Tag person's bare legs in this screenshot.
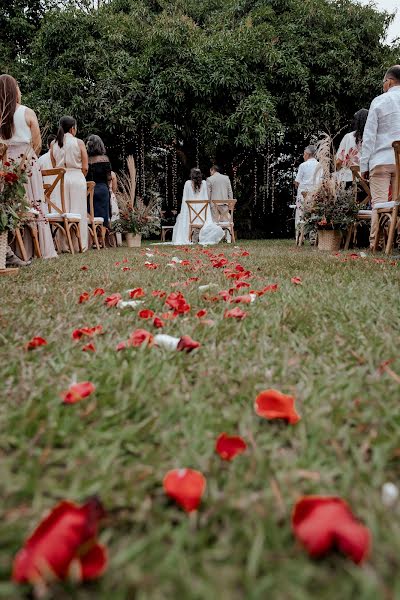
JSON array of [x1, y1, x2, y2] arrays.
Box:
[[369, 164, 396, 249]]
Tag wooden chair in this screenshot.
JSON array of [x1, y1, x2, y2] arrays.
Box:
[[12, 209, 42, 261], [41, 168, 83, 254], [161, 225, 174, 242], [210, 199, 237, 242], [186, 200, 210, 242], [87, 181, 106, 249], [343, 166, 372, 250], [373, 141, 400, 254]]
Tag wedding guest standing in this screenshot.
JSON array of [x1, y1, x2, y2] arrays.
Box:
[[336, 109, 369, 185], [38, 134, 61, 208], [207, 165, 233, 240], [86, 134, 111, 227], [361, 65, 400, 249], [294, 145, 321, 233], [0, 74, 57, 259], [51, 116, 88, 250]]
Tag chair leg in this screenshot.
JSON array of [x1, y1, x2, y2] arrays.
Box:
[[385, 208, 399, 255], [28, 223, 42, 258], [100, 226, 107, 248], [344, 225, 352, 250], [15, 228, 29, 262], [231, 226, 236, 243], [64, 221, 75, 255], [91, 225, 100, 250]]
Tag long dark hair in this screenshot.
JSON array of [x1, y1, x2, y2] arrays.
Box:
[[86, 134, 106, 156], [190, 168, 202, 193], [56, 116, 76, 148], [0, 74, 19, 140], [351, 109, 369, 145]]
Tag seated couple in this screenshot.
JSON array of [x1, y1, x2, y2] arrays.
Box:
[[172, 165, 233, 245]]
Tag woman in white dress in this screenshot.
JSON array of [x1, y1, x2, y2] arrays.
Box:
[[51, 116, 89, 251], [0, 74, 57, 259], [172, 168, 223, 245]]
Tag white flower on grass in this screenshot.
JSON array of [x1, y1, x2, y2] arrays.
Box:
[[154, 334, 180, 350], [382, 482, 399, 507], [117, 300, 144, 309]]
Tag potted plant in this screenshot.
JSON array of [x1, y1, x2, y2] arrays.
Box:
[[0, 148, 30, 269], [303, 134, 358, 251], [112, 156, 161, 247]]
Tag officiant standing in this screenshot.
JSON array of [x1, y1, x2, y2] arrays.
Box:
[[206, 165, 233, 241]]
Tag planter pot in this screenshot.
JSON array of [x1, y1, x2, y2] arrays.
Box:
[[126, 233, 142, 248], [317, 229, 342, 252], [0, 231, 7, 269]]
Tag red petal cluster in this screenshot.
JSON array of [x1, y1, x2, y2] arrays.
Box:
[[78, 292, 90, 304], [215, 433, 247, 461], [138, 309, 155, 320], [165, 292, 190, 314], [25, 337, 47, 350], [163, 469, 206, 512], [292, 496, 371, 563], [129, 288, 145, 299], [12, 498, 107, 584], [72, 326, 103, 340], [177, 335, 201, 353], [254, 389, 300, 424], [61, 382, 95, 404], [104, 293, 121, 307], [224, 307, 247, 320]]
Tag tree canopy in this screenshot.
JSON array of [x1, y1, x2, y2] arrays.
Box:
[[2, 0, 399, 235]]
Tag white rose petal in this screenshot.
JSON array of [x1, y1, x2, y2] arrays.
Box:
[[249, 293, 257, 303], [117, 300, 144, 309], [171, 257, 183, 264], [154, 334, 180, 350], [145, 253, 154, 258], [360, 252, 367, 258], [198, 283, 218, 292], [382, 482, 399, 507]]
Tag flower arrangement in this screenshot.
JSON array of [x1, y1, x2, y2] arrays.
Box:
[[112, 155, 161, 237], [302, 134, 358, 234], [0, 150, 30, 233]]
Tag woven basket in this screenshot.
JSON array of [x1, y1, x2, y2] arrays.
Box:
[[0, 231, 7, 270], [317, 229, 342, 252]]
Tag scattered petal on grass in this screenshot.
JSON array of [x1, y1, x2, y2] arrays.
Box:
[[80, 266, 89, 271], [231, 294, 254, 304], [196, 309, 207, 318], [163, 469, 206, 512], [138, 309, 155, 320], [263, 283, 279, 292], [224, 307, 247, 320], [198, 284, 218, 292], [292, 496, 371, 564], [215, 433, 247, 461], [145, 263, 159, 270], [117, 300, 144, 310], [93, 288, 105, 296], [154, 334, 180, 350], [104, 293, 122, 307], [82, 343, 96, 352], [25, 337, 47, 350], [255, 389, 301, 424], [382, 483, 399, 507], [129, 288, 145, 299], [291, 277, 302, 285], [61, 382, 96, 404], [153, 317, 165, 329], [130, 329, 154, 347], [165, 292, 190, 314], [78, 292, 90, 304], [12, 498, 107, 584], [72, 326, 103, 340], [177, 335, 201, 353]]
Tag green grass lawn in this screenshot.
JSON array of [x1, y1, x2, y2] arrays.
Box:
[[1, 240, 399, 600]]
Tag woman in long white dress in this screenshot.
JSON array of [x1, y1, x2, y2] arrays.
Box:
[[0, 74, 57, 259], [51, 116, 89, 251], [172, 168, 223, 245]]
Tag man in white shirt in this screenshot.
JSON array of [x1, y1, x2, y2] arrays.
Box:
[[294, 145, 320, 233], [361, 65, 400, 249], [207, 165, 234, 241]]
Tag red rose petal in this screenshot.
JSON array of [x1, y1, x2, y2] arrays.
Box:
[[129, 288, 145, 299], [163, 469, 206, 512], [129, 329, 154, 347], [25, 337, 47, 350], [196, 309, 207, 318], [215, 433, 247, 461], [255, 389, 301, 424], [79, 292, 90, 304], [61, 382, 95, 404], [93, 288, 105, 296], [224, 307, 247, 320], [177, 335, 201, 353], [138, 309, 155, 320], [291, 277, 302, 285]]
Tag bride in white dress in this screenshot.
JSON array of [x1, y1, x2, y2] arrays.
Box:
[[172, 168, 224, 245]]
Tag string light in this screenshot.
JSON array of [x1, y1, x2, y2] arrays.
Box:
[[262, 149, 267, 215], [140, 130, 146, 197], [253, 156, 258, 207], [172, 140, 177, 210], [195, 133, 199, 168], [164, 149, 169, 207], [271, 139, 276, 213]]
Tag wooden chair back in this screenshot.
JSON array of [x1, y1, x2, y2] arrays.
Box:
[[41, 168, 66, 214], [187, 200, 209, 226], [393, 141, 400, 202], [351, 166, 371, 207], [210, 199, 237, 224]]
